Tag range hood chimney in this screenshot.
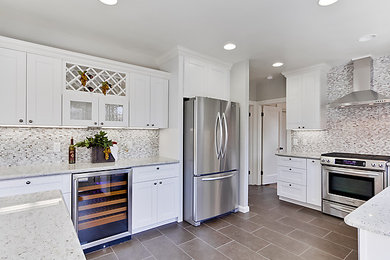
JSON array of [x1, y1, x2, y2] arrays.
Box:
[[329, 56, 390, 108]]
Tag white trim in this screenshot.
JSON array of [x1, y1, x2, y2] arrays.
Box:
[[156, 45, 233, 70], [279, 197, 321, 211], [257, 97, 286, 105], [0, 35, 170, 79], [238, 205, 250, 213], [282, 63, 331, 77]]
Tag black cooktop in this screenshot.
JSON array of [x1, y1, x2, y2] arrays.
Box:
[[321, 152, 390, 161]]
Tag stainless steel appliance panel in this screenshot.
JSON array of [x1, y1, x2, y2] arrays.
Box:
[[220, 101, 240, 173], [322, 165, 384, 207], [194, 171, 238, 221], [322, 200, 356, 219], [194, 97, 222, 176]]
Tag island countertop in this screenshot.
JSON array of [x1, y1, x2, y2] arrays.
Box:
[[345, 187, 390, 237], [0, 156, 179, 181], [0, 190, 85, 259]]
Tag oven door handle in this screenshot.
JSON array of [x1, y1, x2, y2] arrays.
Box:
[[323, 166, 383, 177]]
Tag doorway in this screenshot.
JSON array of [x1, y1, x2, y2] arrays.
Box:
[[248, 100, 286, 185]]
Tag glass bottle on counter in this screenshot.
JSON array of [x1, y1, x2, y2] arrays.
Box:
[[69, 137, 76, 164]]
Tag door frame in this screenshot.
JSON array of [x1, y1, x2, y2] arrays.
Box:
[[248, 101, 262, 185]]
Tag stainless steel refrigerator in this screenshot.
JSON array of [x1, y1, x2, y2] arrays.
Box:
[[184, 97, 239, 226]]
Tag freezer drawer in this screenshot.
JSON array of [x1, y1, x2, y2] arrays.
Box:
[[194, 171, 238, 222]]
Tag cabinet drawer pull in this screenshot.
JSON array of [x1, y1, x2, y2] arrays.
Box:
[[28, 120, 33, 123], [19, 119, 24, 123], [159, 181, 162, 184], [94, 122, 97, 125], [26, 181, 31, 185], [100, 122, 104, 125]]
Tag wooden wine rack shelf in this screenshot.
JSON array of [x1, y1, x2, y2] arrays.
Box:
[[79, 213, 127, 230], [79, 189, 127, 201], [79, 206, 127, 221], [79, 198, 127, 211], [78, 181, 127, 192]]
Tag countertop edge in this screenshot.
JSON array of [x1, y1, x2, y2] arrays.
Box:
[[275, 153, 321, 160]]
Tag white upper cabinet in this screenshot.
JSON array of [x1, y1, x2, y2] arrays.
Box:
[[63, 91, 99, 126], [0, 48, 26, 125], [99, 95, 129, 127], [129, 73, 151, 127], [129, 73, 169, 128], [283, 64, 329, 130], [27, 54, 62, 126], [183, 56, 231, 101], [150, 77, 169, 128]]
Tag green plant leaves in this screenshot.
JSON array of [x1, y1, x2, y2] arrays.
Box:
[[75, 131, 113, 149]]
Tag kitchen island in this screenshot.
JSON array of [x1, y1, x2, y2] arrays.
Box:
[[345, 186, 390, 260], [0, 190, 85, 260]]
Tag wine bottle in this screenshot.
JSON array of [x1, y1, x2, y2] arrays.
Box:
[[69, 137, 76, 164]]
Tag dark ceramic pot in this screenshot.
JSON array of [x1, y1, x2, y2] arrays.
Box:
[[91, 147, 115, 163]]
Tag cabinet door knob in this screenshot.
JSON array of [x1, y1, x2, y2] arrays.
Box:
[[154, 182, 157, 185], [19, 119, 24, 123], [298, 126, 301, 129], [312, 160, 315, 163], [147, 124, 150, 126], [289, 184, 292, 187], [28, 120, 33, 123], [152, 124, 155, 126], [100, 122, 104, 125], [289, 168, 292, 171], [289, 158, 292, 161], [26, 181, 31, 185], [94, 122, 97, 125], [156, 167, 160, 170], [159, 181, 162, 184], [302, 126, 305, 129]]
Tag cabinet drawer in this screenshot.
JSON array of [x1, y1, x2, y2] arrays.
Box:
[[0, 174, 71, 197], [277, 181, 306, 202], [278, 156, 306, 169], [133, 163, 179, 183], [278, 166, 307, 185]]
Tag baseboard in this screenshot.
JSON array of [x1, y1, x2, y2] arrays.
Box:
[[238, 205, 250, 213], [279, 196, 321, 211], [132, 217, 178, 234]]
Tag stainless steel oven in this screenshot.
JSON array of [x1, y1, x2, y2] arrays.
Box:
[[321, 153, 389, 218]]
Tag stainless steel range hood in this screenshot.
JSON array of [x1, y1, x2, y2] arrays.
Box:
[[329, 56, 390, 108]]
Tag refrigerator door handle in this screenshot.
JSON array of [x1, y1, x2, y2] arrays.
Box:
[[215, 112, 222, 159], [201, 174, 235, 181], [221, 113, 228, 158]]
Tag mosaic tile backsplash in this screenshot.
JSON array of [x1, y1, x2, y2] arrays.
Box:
[[0, 128, 159, 166], [292, 55, 390, 155]]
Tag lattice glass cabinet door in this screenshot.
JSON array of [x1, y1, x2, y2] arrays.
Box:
[[98, 96, 129, 127]]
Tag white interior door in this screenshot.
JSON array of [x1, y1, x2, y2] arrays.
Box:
[[279, 110, 287, 152], [248, 105, 257, 185], [262, 105, 281, 184]]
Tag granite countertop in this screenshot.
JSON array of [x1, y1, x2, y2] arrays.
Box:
[[275, 152, 321, 160], [0, 157, 179, 181], [345, 187, 390, 237], [0, 190, 85, 259]]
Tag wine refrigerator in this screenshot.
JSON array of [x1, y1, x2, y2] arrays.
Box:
[[72, 169, 132, 250]]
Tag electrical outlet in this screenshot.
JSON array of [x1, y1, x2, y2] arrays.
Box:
[[293, 138, 299, 146], [53, 142, 61, 152]]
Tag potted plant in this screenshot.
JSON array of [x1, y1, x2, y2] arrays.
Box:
[[75, 131, 115, 163]]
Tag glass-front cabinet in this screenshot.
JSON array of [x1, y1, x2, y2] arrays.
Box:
[[63, 62, 129, 127], [72, 169, 131, 249]]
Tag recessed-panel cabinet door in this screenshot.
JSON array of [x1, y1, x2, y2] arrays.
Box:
[[0, 48, 26, 125], [157, 177, 178, 222], [99, 95, 129, 127], [301, 71, 321, 129], [306, 159, 322, 207], [132, 181, 158, 231], [184, 57, 207, 98], [130, 73, 151, 127], [286, 75, 302, 129], [63, 91, 99, 126], [150, 77, 168, 128], [27, 53, 62, 126], [208, 65, 230, 101]]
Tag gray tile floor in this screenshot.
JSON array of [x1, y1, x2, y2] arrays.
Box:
[[86, 185, 358, 260]]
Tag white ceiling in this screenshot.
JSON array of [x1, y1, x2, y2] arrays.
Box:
[[1, 0, 390, 84]]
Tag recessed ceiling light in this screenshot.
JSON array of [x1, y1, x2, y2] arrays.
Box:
[[359, 34, 377, 42], [266, 75, 273, 80], [223, 42, 236, 51], [272, 62, 284, 68], [318, 0, 339, 6], [99, 0, 118, 5]]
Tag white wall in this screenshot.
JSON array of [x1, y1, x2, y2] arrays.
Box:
[[230, 60, 250, 213], [252, 74, 286, 101]]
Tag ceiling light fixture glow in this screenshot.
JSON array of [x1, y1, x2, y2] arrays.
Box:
[[223, 42, 236, 51], [266, 75, 273, 80], [272, 62, 284, 68], [99, 0, 118, 5], [359, 34, 377, 42], [318, 0, 339, 6]]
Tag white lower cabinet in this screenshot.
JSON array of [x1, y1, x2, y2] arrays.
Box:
[[0, 174, 72, 213], [132, 163, 179, 233], [277, 157, 321, 209]]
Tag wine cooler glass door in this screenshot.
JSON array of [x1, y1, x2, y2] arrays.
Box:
[[73, 169, 131, 248]]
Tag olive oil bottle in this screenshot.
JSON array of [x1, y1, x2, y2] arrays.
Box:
[[69, 137, 76, 164]]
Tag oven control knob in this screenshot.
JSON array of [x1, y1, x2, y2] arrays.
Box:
[[371, 163, 376, 167], [379, 164, 383, 168]]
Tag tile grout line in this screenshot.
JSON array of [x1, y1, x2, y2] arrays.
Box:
[[343, 248, 354, 260]]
